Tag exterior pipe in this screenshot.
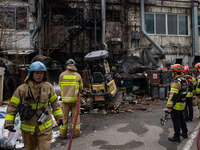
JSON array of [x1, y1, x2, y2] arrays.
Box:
[[31, 27, 39, 39], [191, 2, 199, 56], [145, 49, 159, 68], [101, 0, 107, 51], [140, 0, 165, 54], [38, 0, 44, 55]]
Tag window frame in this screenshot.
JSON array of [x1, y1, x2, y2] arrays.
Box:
[[198, 16, 200, 36], [106, 10, 121, 22], [155, 13, 166, 35], [178, 14, 189, 36], [167, 14, 178, 35], [145, 12, 155, 34], [145, 12, 190, 36], [0, 6, 28, 31]]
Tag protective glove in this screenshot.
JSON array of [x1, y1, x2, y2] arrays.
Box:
[[58, 120, 63, 126], [5, 126, 16, 132]]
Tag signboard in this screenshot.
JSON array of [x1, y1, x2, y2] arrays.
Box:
[[153, 73, 157, 79]]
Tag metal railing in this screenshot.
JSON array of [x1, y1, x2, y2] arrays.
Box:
[[42, 2, 91, 51]]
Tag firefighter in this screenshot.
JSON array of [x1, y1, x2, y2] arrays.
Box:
[[4, 61, 63, 150], [59, 59, 83, 138], [194, 62, 200, 119], [182, 66, 196, 122], [167, 64, 188, 143], [92, 59, 104, 75]]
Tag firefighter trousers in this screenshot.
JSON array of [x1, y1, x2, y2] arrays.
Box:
[[184, 97, 193, 121], [171, 109, 188, 138], [21, 126, 52, 150], [197, 95, 200, 114], [59, 102, 80, 138]]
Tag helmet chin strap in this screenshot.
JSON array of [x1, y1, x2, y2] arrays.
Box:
[[32, 78, 42, 83]]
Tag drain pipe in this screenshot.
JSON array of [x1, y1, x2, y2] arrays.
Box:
[[38, 0, 44, 55], [191, 1, 199, 56], [101, 0, 107, 51], [140, 0, 165, 54]]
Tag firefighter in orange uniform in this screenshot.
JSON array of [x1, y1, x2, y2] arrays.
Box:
[[59, 59, 83, 138], [167, 64, 188, 143], [182, 66, 196, 122], [4, 61, 63, 150]]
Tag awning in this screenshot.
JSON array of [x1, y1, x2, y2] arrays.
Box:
[[2, 50, 35, 55]]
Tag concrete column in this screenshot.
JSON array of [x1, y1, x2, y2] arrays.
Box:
[[192, 2, 199, 56]]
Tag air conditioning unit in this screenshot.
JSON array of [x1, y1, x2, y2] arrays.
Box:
[[131, 31, 140, 40]]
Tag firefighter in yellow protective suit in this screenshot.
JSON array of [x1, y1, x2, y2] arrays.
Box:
[[167, 64, 188, 143], [4, 61, 63, 150], [194, 62, 200, 119], [182, 66, 196, 122], [59, 59, 83, 138]]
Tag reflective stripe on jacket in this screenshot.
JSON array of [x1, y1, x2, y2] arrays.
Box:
[[167, 75, 186, 111], [4, 79, 63, 134], [196, 74, 200, 94], [185, 74, 196, 97], [59, 65, 83, 103]]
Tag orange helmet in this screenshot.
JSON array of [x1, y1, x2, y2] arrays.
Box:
[[182, 66, 190, 73], [171, 64, 182, 72], [194, 63, 200, 71]]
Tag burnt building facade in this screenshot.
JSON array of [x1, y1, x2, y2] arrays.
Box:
[[0, 0, 200, 71]]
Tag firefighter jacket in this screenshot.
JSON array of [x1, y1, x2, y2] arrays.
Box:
[[184, 74, 196, 97], [195, 73, 200, 95], [59, 65, 83, 103], [167, 75, 187, 111], [4, 79, 63, 135]]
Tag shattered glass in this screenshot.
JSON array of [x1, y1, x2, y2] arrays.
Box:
[[0, 7, 15, 29], [0, 6, 27, 30]]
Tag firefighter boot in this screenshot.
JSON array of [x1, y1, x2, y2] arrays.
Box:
[[180, 132, 188, 138], [168, 137, 181, 143], [73, 130, 80, 138]]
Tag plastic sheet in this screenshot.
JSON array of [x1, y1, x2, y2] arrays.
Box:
[[0, 105, 60, 149], [0, 114, 23, 149]]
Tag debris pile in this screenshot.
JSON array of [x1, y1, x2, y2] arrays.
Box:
[[79, 88, 166, 114], [114, 73, 146, 79]]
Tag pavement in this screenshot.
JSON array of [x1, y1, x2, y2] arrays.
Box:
[[18, 100, 200, 150]]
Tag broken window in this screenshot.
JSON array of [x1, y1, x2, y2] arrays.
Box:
[[51, 8, 83, 26], [16, 7, 27, 30], [113, 10, 120, 21], [106, 10, 121, 22], [92, 9, 101, 19], [106, 10, 113, 21], [0, 7, 15, 29], [0, 6, 27, 30], [145, 13, 189, 36]]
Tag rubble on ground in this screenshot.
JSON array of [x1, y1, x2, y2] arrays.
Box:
[[0, 87, 167, 149], [80, 88, 167, 114]]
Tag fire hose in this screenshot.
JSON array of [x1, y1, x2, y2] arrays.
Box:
[[67, 92, 80, 150], [197, 128, 200, 150]]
